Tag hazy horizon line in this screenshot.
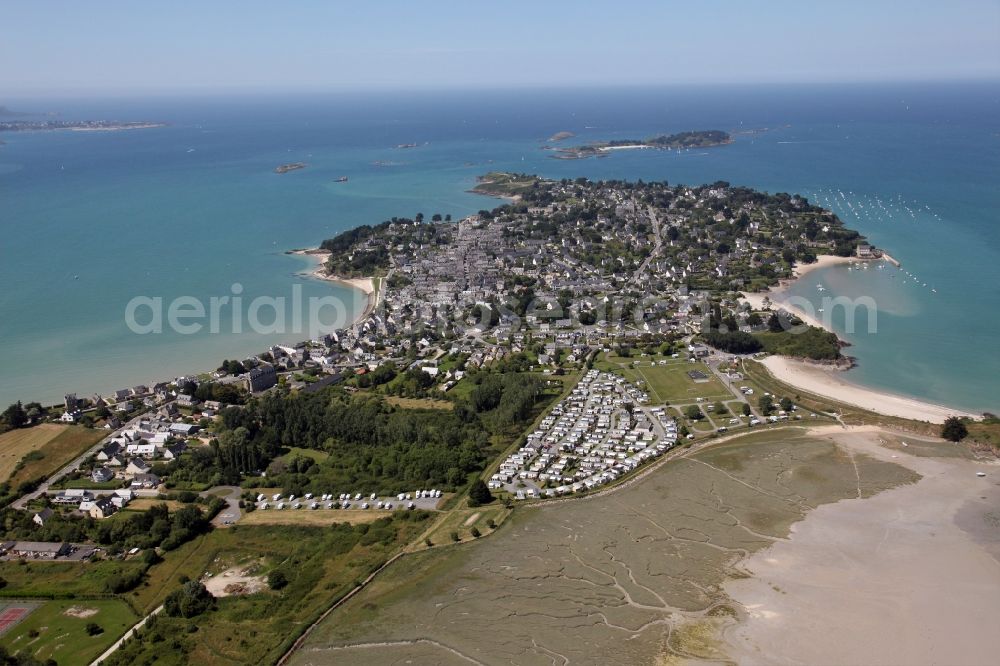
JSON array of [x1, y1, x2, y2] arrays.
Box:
[[5, 76, 1000, 101]]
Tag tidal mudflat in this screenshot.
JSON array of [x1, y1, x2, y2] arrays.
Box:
[[723, 429, 1000, 666], [291, 427, 934, 665]]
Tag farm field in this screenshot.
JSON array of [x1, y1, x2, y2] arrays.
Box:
[[1, 599, 137, 666], [2, 424, 105, 487], [0, 424, 66, 481]]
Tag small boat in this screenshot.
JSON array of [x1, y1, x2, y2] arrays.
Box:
[[333, 176, 348, 183], [976, 472, 986, 477]]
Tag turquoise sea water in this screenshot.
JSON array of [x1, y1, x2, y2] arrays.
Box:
[[1, 84, 998, 412]]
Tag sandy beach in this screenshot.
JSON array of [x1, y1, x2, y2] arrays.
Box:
[[792, 252, 857, 278], [761, 356, 976, 422], [740, 254, 980, 422], [290, 248, 377, 321], [723, 427, 1000, 666], [741, 254, 860, 331]]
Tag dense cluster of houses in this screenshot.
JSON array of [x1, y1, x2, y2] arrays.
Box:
[[490, 370, 677, 499], [75, 416, 202, 496], [48, 487, 137, 519], [299, 176, 862, 392], [30, 415, 204, 522]]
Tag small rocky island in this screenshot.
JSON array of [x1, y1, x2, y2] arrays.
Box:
[[274, 162, 307, 174], [551, 129, 732, 159], [548, 131, 575, 142]]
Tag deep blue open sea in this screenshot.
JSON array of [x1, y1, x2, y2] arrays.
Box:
[[1, 84, 998, 412]]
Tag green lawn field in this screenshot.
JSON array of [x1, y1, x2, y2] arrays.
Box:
[[1, 599, 137, 666]]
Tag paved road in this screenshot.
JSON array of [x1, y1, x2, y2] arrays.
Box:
[[90, 604, 163, 665], [201, 485, 242, 527], [12, 414, 149, 510], [632, 203, 663, 282]]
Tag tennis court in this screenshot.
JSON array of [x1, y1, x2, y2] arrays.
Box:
[[0, 602, 40, 637]]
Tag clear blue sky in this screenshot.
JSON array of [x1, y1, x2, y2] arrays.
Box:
[[4, 0, 998, 94]]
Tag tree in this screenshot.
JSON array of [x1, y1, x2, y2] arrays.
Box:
[[779, 397, 793, 412], [941, 417, 968, 442], [164, 581, 214, 618], [470, 526, 481, 538], [1, 402, 27, 429], [758, 395, 774, 416], [468, 479, 493, 507], [741, 403, 752, 417], [684, 405, 704, 421], [450, 531, 460, 542], [767, 313, 785, 333], [268, 569, 288, 590], [85, 622, 104, 636], [702, 330, 762, 354]]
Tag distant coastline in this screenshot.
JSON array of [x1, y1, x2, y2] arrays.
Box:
[[0, 120, 166, 133]]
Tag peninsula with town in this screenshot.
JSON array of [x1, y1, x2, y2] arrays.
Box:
[[0, 173, 994, 665]]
